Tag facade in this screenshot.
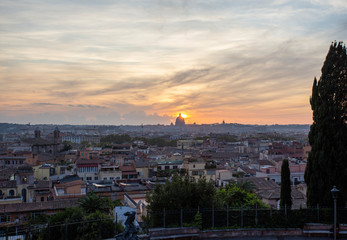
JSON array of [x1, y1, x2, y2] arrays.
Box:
[[99, 165, 122, 181], [75, 158, 103, 182], [53, 175, 86, 199], [0, 156, 26, 169]]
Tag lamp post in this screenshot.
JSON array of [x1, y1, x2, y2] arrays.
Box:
[[331, 186, 339, 240]]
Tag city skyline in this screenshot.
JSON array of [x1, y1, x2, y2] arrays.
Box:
[[1, 0, 347, 125]]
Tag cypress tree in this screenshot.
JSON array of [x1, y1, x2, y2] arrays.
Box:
[[280, 159, 292, 209], [304, 41, 347, 207]]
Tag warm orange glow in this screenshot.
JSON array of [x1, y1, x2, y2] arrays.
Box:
[[177, 113, 187, 118]]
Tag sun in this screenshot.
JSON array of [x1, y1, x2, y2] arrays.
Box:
[[177, 113, 187, 118]]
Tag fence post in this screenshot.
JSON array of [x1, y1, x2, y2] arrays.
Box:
[[5, 226, 8, 240], [163, 208, 166, 228], [255, 204, 258, 226], [98, 217, 102, 239], [180, 208, 183, 227], [28, 223, 32, 240], [226, 205, 229, 227], [146, 211, 149, 235], [212, 205, 215, 228], [115, 213, 118, 236], [82, 218, 85, 240], [64, 219, 68, 240], [48, 223, 50, 238], [270, 206, 272, 218], [241, 207, 243, 228], [317, 204, 319, 221]]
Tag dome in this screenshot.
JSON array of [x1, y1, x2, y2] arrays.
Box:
[[175, 113, 186, 127]]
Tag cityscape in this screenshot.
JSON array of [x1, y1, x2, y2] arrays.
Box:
[[0, 1, 346, 240]]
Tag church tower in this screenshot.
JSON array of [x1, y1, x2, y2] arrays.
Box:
[[34, 127, 41, 138]]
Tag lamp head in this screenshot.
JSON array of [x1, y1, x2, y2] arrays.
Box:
[[331, 185, 339, 200]]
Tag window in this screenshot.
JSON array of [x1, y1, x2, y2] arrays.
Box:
[[0, 215, 10, 223], [94, 177, 98, 180], [22, 177, 28, 184], [86, 177, 92, 180], [41, 197, 44, 202], [110, 177, 114, 180], [157, 166, 161, 170], [173, 166, 178, 169], [9, 189, 15, 196], [165, 166, 170, 170]]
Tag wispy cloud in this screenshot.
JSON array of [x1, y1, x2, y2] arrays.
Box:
[[0, 0, 346, 124]]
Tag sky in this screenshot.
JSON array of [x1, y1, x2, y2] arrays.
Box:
[[0, 0, 346, 125]]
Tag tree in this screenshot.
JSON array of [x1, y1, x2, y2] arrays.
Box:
[[100, 134, 131, 144], [146, 175, 216, 211], [304, 42, 347, 207], [78, 192, 112, 214], [215, 184, 267, 208], [83, 211, 116, 240], [280, 159, 292, 209], [234, 180, 256, 193]]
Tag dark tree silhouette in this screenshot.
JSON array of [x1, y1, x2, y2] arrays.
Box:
[[280, 159, 292, 209], [304, 41, 347, 207]]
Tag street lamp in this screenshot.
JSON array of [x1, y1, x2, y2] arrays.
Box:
[[331, 186, 339, 240]]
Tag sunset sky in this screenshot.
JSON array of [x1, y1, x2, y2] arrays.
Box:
[[1, 0, 346, 125]]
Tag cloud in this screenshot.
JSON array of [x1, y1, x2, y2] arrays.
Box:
[[67, 104, 107, 109], [0, 0, 346, 124]]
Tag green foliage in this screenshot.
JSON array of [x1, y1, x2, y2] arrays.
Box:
[[60, 141, 73, 152], [191, 211, 203, 230], [116, 220, 125, 233], [233, 180, 256, 193], [80, 140, 91, 148], [216, 184, 267, 208], [280, 159, 292, 209], [78, 192, 112, 214], [112, 199, 123, 207], [146, 175, 216, 211], [232, 172, 245, 178], [305, 42, 347, 207], [100, 134, 131, 144], [147, 137, 177, 147], [45, 207, 85, 240], [35, 195, 116, 240], [216, 135, 237, 142], [83, 211, 115, 240], [29, 213, 49, 224], [194, 136, 209, 141]]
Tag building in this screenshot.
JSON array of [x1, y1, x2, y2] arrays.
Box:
[[75, 158, 103, 182], [99, 165, 122, 182], [175, 113, 186, 127], [53, 175, 86, 199]]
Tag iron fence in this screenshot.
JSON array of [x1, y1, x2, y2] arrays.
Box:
[[147, 206, 347, 230]]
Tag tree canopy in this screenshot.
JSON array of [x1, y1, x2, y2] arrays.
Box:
[[146, 175, 268, 211], [280, 159, 292, 209], [304, 42, 347, 207], [78, 192, 112, 214], [146, 175, 216, 211], [31, 194, 116, 240]]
